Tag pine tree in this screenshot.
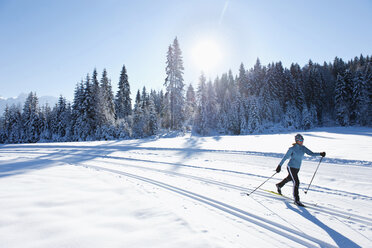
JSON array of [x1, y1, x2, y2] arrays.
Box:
[[99, 69, 116, 126], [1, 104, 22, 143], [195, 73, 208, 134], [132, 90, 145, 138], [115, 65, 132, 119], [303, 61, 323, 123], [83, 74, 96, 138], [365, 62, 372, 125], [94, 69, 116, 140], [225, 78, 241, 135], [206, 80, 217, 130], [0, 110, 5, 143], [141, 86, 149, 109], [351, 69, 369, 125], [185, 84, 196, 129], [92, 68, 102, 127], [283, 101, 301, 129], [40, 104, 53, 141], [332, 57, 346, 78], [251, 58, 265, 96], [164, 37, 185, 130], [150, 89, 163, 115], [282, 69, 295, 107], [260, 64, 276, 122], [22, 92, 41, 143], [147, 98, 159, 136], [237, 63, 249, 97], [70, 75, 95, 140], [334, 73, 350, 126], [72, 81, 86, 140], [228, 96, 241, 135], [274, 62, 286, 109], [52, 96, 71, 141], [247, 97, 261, 133], [215, 74, 229, 131]]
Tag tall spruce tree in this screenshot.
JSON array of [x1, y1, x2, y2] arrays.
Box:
[[147, 98, 159, 136], [195, 73, 208, 134], [92, 68, 101, 127], [132, 90, 145, 138], [335, 73, 350, 126], [237, 63, 249, 97], [351, 69, 369, 125], [22, 92, 40, 143], [206, 80, 217, 130], [2, 104, 22, 143], [247, 97, 261, 133], [185, 84, 196, 129], [115, 65, 132, 119], [99, 69, 116, 125], [40, 104, 53, 141], [164, 37, 185, 130], [83, 74, 96, 138], [52, 95, 71, 141]]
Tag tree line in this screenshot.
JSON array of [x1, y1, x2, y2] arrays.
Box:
[[0, 38, 371, 143]]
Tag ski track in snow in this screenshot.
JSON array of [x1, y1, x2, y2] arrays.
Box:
[[83, 164, 339, 248], [0, 128, 371, 248], [3, 147, 372, 202], [3, 145, 372, 167], [72, 156, 372, 226]]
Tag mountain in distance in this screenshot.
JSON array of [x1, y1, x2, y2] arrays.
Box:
[[0, 93, 59, 115]]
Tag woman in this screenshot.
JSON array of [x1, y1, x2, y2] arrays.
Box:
[[276, 134, 325, 207]]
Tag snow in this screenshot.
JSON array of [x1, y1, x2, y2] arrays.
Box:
[[0, 127, 371, 247]]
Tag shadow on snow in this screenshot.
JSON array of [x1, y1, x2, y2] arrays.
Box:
[[286, 202, 362, 248]]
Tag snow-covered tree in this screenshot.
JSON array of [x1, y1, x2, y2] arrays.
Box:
[[225, 80, 241, 135], [92, 68, 102, 127], [99, 69, 116, 126], [206, 80, 217, 130], [39, 104, 53, 141], [250, 58, 266, 96], [147, 98, 159, 136], [22, 92, 41, 143], [335, 72, 351, 126], [132, 90, 145, 138], [82, 74, 96, 139], [237, 63, 250, 97], [164, 37, 185, 130], [283, 101, 301, 129], [194, 73, 208, 134], [351, 69, 369, 125], [51, 96, 72, 141], [115, 65, 132, 119], [1, 104, 22, 143], [72, 81, 87, 140], [247, 97, 261, 133], [185, 84, 196, 129], [302, 104, 316, 130]]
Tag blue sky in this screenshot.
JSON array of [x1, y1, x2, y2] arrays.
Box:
[[0, 0, 371, 101]]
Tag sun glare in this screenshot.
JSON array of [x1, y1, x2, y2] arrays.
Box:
[[192, 39, 223, 73]]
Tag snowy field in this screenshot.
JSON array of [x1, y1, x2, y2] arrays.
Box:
[[0, 127, 371, 248]]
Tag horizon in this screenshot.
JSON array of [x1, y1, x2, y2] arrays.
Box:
[[1, 0, 371, 101]]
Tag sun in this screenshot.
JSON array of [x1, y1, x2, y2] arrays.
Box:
[[192, 39, 223, 73]]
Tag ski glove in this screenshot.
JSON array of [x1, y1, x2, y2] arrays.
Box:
[[320, 152, 326, 157], [276, 165, 281, 173]]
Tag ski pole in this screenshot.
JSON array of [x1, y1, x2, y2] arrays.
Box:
[[304, 157, 323, 194], [247, 172, 277, 196]]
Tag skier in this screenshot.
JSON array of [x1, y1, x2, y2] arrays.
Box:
[[275, 134, 326, 207]]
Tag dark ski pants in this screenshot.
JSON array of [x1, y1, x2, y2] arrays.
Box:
[[277, 167, 300, 201]]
